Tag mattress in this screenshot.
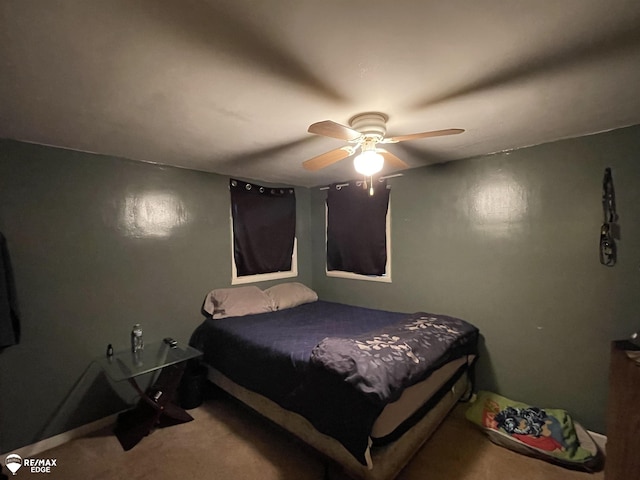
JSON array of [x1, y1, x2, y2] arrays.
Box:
[[190, 300, 479, 466], [207, 365, 471, 480], [372, 355, 475, 441]]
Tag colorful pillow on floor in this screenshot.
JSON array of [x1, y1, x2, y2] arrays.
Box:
[[465, 391, 603, 472]]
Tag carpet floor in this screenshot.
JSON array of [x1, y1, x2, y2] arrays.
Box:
[[26, 392, 604, 480]]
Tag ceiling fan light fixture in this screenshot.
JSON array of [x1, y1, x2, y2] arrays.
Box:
[[353, 150, 384, 176], [304, 111, 464, 174]]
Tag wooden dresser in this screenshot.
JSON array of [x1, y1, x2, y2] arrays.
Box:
[[605, 340, 640, 479]]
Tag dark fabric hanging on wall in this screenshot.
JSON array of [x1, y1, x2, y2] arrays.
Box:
[[230, 179, 296, 277], [327, 180, 389, 276], [0, 232, 20, 348]]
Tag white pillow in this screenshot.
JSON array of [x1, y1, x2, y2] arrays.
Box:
[[264, 282, 318, 311], [203, 286, 273, 319]]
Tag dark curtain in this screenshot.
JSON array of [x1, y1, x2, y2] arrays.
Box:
[[230, 179, 296, 277], [0, 232, 20, 348], [327, 180, 389, 276]]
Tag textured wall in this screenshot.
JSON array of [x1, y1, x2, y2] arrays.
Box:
[[0, 140, 311, 452], [311, 125, 640, 434], [2, 124, 638, 451]]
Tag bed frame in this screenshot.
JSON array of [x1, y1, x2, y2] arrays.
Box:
[[206, 365, 471, 480]]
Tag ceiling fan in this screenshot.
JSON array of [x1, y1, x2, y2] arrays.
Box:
[[303, 112, 464, 176]]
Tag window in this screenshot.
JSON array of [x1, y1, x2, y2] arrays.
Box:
[[229, 179, 297, 285], [325, 179, 391, 282]]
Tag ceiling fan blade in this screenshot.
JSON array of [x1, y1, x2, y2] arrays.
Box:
[[308, 120, 362, 141], [302, 146, 355, 171], [385, 128, 465, 143], [378, 149, 409, 170]]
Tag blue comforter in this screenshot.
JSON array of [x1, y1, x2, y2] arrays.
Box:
[[190, 300, 478, 465]]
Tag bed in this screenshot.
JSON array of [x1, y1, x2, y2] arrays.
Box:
[[189, 284, 479, 480]]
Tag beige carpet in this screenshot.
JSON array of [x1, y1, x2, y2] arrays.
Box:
[[27, 393, 604, 480]]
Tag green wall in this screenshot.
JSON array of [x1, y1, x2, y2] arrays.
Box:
[[311, 125, 640, 434], [0, 139, 312, 453], [1, 124, 638, 452]]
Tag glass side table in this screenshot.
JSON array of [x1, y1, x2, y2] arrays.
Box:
[[97, 340, 203, 451]]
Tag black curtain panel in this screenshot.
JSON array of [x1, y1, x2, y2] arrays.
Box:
[[326, 180, 389, 276], [0, 232, 20, 348], [230, 179, 296, 277]]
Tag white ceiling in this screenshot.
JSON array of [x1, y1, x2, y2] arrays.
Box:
[[2, 1, 640, 187]]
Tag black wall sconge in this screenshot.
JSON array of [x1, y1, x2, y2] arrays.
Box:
[[600, 167, 618, 266]]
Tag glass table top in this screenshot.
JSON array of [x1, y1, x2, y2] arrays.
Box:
[[97, 340, 202, 382]]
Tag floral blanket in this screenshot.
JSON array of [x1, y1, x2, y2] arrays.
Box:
[[311, 312, 479, 404]]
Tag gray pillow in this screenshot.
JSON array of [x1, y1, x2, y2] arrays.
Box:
[[264, 282, 318, 311], [203, 286, 273, 319]]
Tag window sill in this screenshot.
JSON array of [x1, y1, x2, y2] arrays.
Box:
[[325, 269, 391, 283]]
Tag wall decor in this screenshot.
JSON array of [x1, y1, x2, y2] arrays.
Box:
[[599, 167, 618, 267]]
